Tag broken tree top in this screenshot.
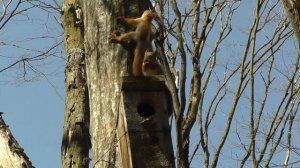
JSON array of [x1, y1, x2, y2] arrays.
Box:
[[121, 75, 167, 91]]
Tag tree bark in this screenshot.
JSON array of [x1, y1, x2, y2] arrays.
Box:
[[61, 0, 90, 167], [282, 0, 300, 46], [81, 0, 151, 167], [0, 113, 34, 168]]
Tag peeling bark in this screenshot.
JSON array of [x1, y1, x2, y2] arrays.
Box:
[[61, 0, 90, 167]]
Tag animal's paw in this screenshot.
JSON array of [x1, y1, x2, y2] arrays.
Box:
[[108, 33, 119, 43]]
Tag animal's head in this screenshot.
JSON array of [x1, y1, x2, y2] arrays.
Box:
[[141, 10, 156, 21]]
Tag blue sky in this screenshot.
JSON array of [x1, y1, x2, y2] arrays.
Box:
[[0, 78, 64, 167], [0, 1, 64, 167]]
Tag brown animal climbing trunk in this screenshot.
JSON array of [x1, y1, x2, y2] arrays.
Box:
[[81, 1, 152, 168]]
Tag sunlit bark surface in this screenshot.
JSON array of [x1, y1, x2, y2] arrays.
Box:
[[0, 114, 34, 168]]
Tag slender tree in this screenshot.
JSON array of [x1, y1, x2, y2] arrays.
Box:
[[61, 0, 90, 167], [281, 1, 300, 167]]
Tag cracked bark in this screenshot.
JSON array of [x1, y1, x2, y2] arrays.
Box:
[[81, 0, 152, 167], [61, 0, 90, 167]]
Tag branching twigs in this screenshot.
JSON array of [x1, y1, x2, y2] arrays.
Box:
[[0, 0, 63, 86], [0, 0, 21, 30], [249, 1, 263, 166], [169, 0, 189, 167], [170, 0, 187, 119], [194, 1, 236, 167], [0, 0, 63, 166], [153, 0, 299, 167], [0, 0, 58, 30], [264, 56, 300, 167], [210, 0, 259, 166], [28, 0, 61, 13], [284, 100, 300, 167], [0, 41, 63, 73]]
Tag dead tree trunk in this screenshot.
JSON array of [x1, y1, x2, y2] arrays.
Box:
[[61, 0, 90, 167]]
